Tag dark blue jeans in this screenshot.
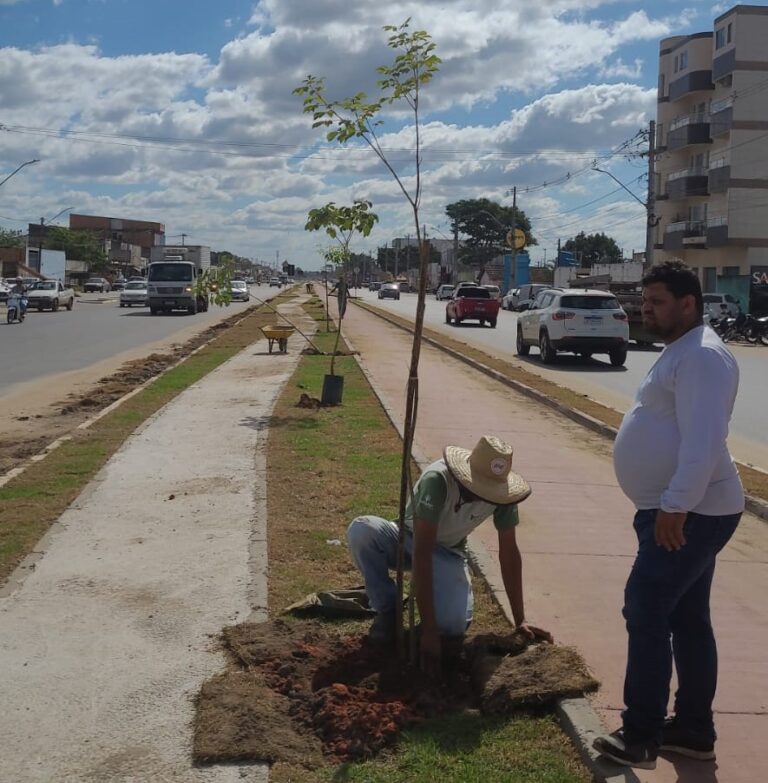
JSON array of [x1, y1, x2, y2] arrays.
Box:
[[622, 508, 741, 745]]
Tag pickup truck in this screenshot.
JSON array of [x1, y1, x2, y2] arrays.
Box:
[[26, 280, 75, 311], [445, 285, 500, 327]]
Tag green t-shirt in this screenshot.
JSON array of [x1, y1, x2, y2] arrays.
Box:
[[405, 460, 519, 550]]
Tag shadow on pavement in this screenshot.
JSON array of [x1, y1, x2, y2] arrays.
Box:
[[666, 754, 720, 782], [516, 354, 628, 374]]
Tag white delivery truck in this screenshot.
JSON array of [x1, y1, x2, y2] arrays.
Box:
[[147, 246, 211, 315]]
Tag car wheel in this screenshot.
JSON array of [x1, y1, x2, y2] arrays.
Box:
[[539, 331, 556, 364], [445, 310, 451, 324], [52, 298, 59, 312], [609, 347, 627, 367], [516, 326, 530, 356], [66, 298, 73, 311], [120, 303, 125, 307], [489, 317, 497, 328]]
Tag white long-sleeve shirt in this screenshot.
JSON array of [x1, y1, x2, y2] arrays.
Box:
[[613, 325, 744, 515]]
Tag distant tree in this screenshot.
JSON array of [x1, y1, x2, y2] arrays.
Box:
[[44, 227, 109, 271], [445, 198, 535, 280], [562, 231, 622, 264], [0, 228, 23, 247], [304, 200, 378, 374]]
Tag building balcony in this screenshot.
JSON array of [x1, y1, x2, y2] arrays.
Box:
[[663, 220, 707, 251], [667, 113, 711, 151], [665, 167, 709, 200], [710, 96, 733, 136], [713, 49, 736, 82], [668, 70, 714, 102], [708, 157, 730, 193], [706, 216, 729, 247]]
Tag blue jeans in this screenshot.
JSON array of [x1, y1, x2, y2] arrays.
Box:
[[346, 515, 473, 636], [622, 509, 741, 745]]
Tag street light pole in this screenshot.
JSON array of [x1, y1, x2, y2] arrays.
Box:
[[0, 159, 40, 189]]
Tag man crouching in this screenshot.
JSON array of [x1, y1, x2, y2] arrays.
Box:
[[347, 435, 552, 673]]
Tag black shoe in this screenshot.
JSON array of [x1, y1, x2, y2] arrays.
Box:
[[593, 729, 658, 770], [660, 718, 716, 761], [368, 611, 396, 642]]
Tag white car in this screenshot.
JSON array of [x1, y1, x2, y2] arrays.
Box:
[[269, 277, 283, 288], [703, 292, 740, 320], [26, 280, 75, 311], [516, 288, 629, 366], [230, 279, 250, 301], [482, 284, 501, 300], [435, 284, 455, 300], [119, 280, 148, 307], [501, 288, 519, 310]]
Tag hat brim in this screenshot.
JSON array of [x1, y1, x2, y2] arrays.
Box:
[[444, 446, 531, 505]]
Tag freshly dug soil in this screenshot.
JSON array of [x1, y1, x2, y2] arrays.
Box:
[[194, 620, 599, 767]]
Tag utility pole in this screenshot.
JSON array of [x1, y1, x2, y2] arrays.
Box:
[[510, 186, 518, 289], [453, 221, 459, 284], [645, 119, 656, 270], [180, 233, 187, 246]]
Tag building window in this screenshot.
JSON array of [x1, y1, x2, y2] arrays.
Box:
[[679, 50, 688, 70], [716, 28, 726, 49], [674, 55, 679, 73], [704, 267, 717, 292], [659, 73, 665, 97], [727, 22, 732, 44], [722, 266, 739, 277]]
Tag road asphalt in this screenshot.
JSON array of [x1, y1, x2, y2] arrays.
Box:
[[1, 292, 764, 782]]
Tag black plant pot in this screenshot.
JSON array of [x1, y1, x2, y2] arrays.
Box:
[[321, 374, 344, 406]]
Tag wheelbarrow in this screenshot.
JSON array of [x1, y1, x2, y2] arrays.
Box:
[[261, 324, 295, 354]]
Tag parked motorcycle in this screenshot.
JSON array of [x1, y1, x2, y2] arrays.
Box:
[[745, 314, 768, 346], [6, 292, 27, 324]]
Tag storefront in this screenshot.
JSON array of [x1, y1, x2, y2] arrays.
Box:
[[750, 266, 768, 316]]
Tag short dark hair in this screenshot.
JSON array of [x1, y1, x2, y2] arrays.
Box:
[[642, 260, 703, 316]]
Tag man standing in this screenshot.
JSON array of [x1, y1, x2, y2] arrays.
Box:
[[594, 261, 744, 769], [347, 436, 552, 673]]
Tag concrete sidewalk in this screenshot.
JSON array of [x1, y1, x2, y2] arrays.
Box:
[[0, 298, 316, 782], [344, 302, 768, 783]]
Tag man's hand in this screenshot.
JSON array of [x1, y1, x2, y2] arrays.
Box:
[[654, 510, 688, 551], [518, 623, 554, 644], [419, 626, 442, 677]]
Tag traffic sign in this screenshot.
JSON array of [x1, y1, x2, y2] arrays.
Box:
[[506, 229, 526, 250]]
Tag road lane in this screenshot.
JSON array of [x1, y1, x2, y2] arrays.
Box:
[[355, 288, 768, 469], [0, 284, 279, 394]]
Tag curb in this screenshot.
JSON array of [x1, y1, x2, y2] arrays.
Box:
[[354, 301, 768, 523], [344, 327, 634, 783]]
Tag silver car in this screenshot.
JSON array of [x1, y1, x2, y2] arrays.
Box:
[[119, 280, 148, 307], [230, 280, 250, 302]]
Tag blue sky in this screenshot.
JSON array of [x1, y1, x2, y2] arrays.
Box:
[[0, 0, 747, 268]]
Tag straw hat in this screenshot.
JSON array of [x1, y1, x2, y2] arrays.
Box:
[[444, 436, 530, 505]]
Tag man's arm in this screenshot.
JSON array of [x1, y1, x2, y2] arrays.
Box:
[[498, 526, 553, 642], [662, 348, 737, 514]]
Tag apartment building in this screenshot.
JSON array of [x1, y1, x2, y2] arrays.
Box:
[[656, 4, 768, 313], [69, 214, 165, 262]]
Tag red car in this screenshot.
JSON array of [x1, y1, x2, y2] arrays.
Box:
[[445, 285, 500, 328]]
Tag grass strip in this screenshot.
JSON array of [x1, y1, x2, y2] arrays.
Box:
[[0, 294, 296, 584], [264, 298, 590, 783], [355, 300, 768, 504]]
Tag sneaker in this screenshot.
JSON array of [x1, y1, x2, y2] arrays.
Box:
[[593, 729, 658, 770], [660, 719, 716, 761], [368, 611, 396, 642]]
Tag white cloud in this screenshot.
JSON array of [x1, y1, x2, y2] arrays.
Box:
[[0, 0, 668, 265]]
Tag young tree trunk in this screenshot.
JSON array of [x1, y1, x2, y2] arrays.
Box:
[[395, 228, 430, 662]]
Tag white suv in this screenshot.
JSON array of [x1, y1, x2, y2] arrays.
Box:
[[516, 288, 630, 366]]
